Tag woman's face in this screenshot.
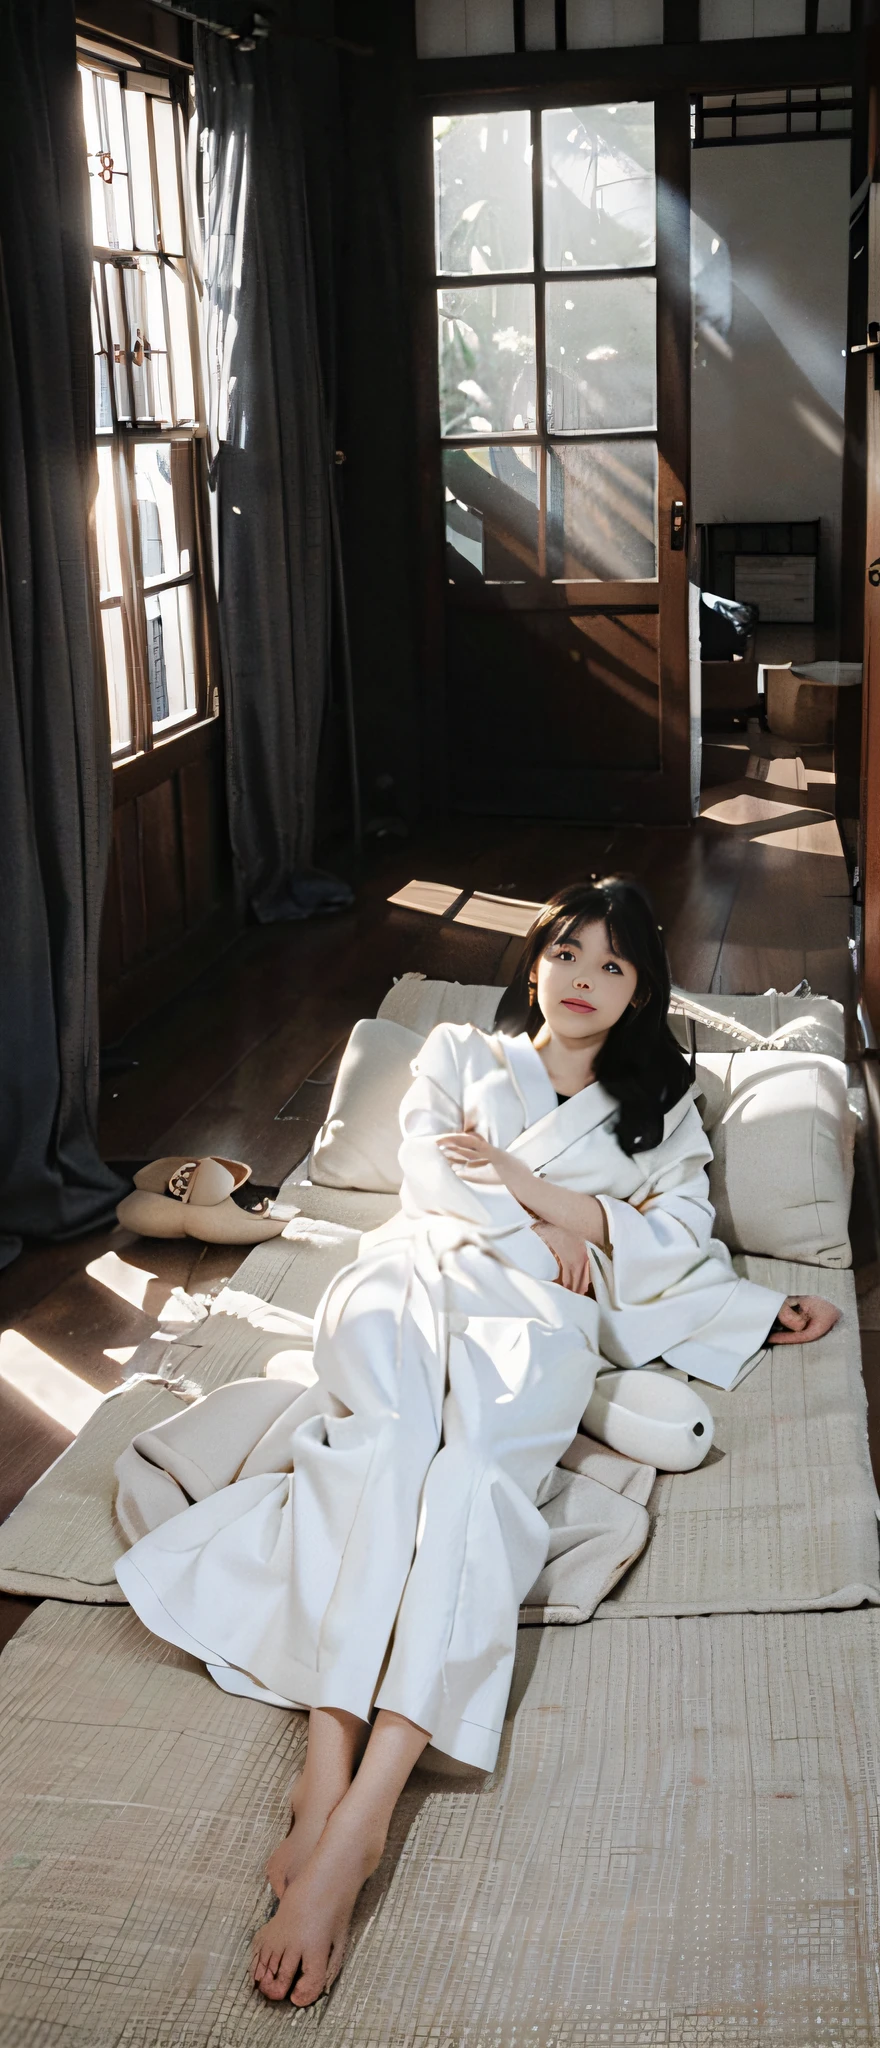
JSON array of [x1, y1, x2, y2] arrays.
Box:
[[533, 919, 639, 1041]]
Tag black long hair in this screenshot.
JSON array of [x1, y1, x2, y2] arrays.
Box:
[[493, 877, 691, 1156]]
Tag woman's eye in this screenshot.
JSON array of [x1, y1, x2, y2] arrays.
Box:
[[603, 961, 623, 974]]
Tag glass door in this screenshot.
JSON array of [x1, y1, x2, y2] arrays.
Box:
[[432, 95, 691, 821]]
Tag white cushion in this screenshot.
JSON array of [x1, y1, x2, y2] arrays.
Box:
[[378, 972, 845, 1058], [694, 1052, 854, 1269], [309, 1018, 423, 1193], [309, 1018, 854, 1269], [670, 991, 845, 1059], [377, 973, 504, 1035]]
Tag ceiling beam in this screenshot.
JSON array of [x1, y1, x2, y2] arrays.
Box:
[[414, 30, 857, 102]]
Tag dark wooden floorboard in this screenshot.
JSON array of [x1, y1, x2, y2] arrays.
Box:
[[0, 772, 864, 1655], [0, 1380, 72, 1522], [0, 1596, 38, 1656]]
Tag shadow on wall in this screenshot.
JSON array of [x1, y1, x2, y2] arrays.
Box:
[[690, 139, 850, 635]]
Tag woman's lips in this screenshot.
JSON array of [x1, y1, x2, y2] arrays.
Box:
[[561, 998, 595, 1012]]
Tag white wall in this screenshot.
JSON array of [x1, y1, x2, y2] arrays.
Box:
[[690, 139, 850, 629]]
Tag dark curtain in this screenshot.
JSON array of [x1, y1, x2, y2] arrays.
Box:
[[194, 18, 353, 922], [335, 0, 426, 826], [0, 0, 125, 1271]]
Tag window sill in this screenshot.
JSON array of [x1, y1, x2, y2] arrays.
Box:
[[112, 714, 221, 804]]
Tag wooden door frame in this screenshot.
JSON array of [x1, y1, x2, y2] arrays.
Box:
[[860, 52, 880, 1027], [655, 89, 692, 819], [411, 29, 857, 821]]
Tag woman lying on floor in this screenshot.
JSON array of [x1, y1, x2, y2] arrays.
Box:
[[115, 878, 839, 2008]]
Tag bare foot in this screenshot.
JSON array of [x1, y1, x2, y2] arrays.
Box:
[[265, 1774, 346, 1898], [252, 1795, 384, 2007]]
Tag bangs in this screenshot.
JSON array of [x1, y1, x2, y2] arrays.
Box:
[[540, 899, 631, 965]]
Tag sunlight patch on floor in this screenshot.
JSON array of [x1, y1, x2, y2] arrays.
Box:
[[0, 1330, 103, 1433], [86, 1249, 157, 1308], [387, 880, 542, 934], [454, 892, 540, 935], [701, 793, 804, 827], [753, 818, 844, 857], [387, 880, 463, 914]]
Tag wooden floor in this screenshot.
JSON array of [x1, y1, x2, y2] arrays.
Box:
[[0, 729, 871, 1654]]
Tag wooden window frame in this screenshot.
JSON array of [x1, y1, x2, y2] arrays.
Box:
[[79, 40, 218, 771]]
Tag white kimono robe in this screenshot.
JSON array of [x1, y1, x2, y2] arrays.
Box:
[[115, 1024, 784, 1770]]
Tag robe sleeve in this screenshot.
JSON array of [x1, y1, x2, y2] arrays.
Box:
[[593, 1106, 717, 1298], [587, 1097, 786, 1385], [398, 1022, 467, 1140], [392, 1026, 559, 1278], [394, 1024, 503, 1228]]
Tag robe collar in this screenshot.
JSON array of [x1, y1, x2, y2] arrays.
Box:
[[495, 1032, 617, 1166], [493, 1029, 694, 1168]]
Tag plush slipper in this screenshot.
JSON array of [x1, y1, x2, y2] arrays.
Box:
[[116, 1156, 285, 1244]]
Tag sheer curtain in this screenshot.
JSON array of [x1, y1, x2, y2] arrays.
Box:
[[0, 0, 125, 1270], [192, 27, 354, 922]]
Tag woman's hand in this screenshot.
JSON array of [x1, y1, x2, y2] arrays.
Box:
[[768, 1295, 841, 1345], [435, 1128, 503, 1176], [531, 1221, 593, 1295], [435, 1128, 533, 1202]]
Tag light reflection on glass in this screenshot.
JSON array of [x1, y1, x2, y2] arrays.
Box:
[[547, 440, 658, 581], [545, 278, 656, 432], [147, 583, 196, 730], [542, 104, 655, 270], [153, 98, 184, 254], [434, 111, 533, 275], [80, 67, 133, 249], [101, 607, 131, 752], [91, 266, 113, 431], [438, 284, 536, 436], [104, 263, 131, 421], [444, 444, 539, 584], [96, 446, 123, 598], [124, 89, 156, 249], [134, 443, 179, 584]]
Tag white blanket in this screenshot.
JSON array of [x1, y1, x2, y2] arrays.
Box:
[[112, 1027, 788, 1765]]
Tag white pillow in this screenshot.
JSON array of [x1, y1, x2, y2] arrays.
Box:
[[694, 1051, 854, 1268], [670, 991, 845, 1059], [309, 1020, 854, 1269], [378, 972, 845, 1058], [377, 973, 503, 1035], [309, 1018, 423, 1193]]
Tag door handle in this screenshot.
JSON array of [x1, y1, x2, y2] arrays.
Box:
[[671, 501, 686, 552], [850, 322, 880, 388], [849, 320, 880, 353]]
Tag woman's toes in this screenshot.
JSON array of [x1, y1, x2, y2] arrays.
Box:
[[290, 1946, 332, 2007], [251, 1933, 276, 1980], [262, 1944, 302, 2001], [252, 1923, 300, 1999]]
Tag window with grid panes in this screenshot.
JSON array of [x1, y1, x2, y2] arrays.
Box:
[[79, 46, 215, 757], [436, 106, 659, 591]]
